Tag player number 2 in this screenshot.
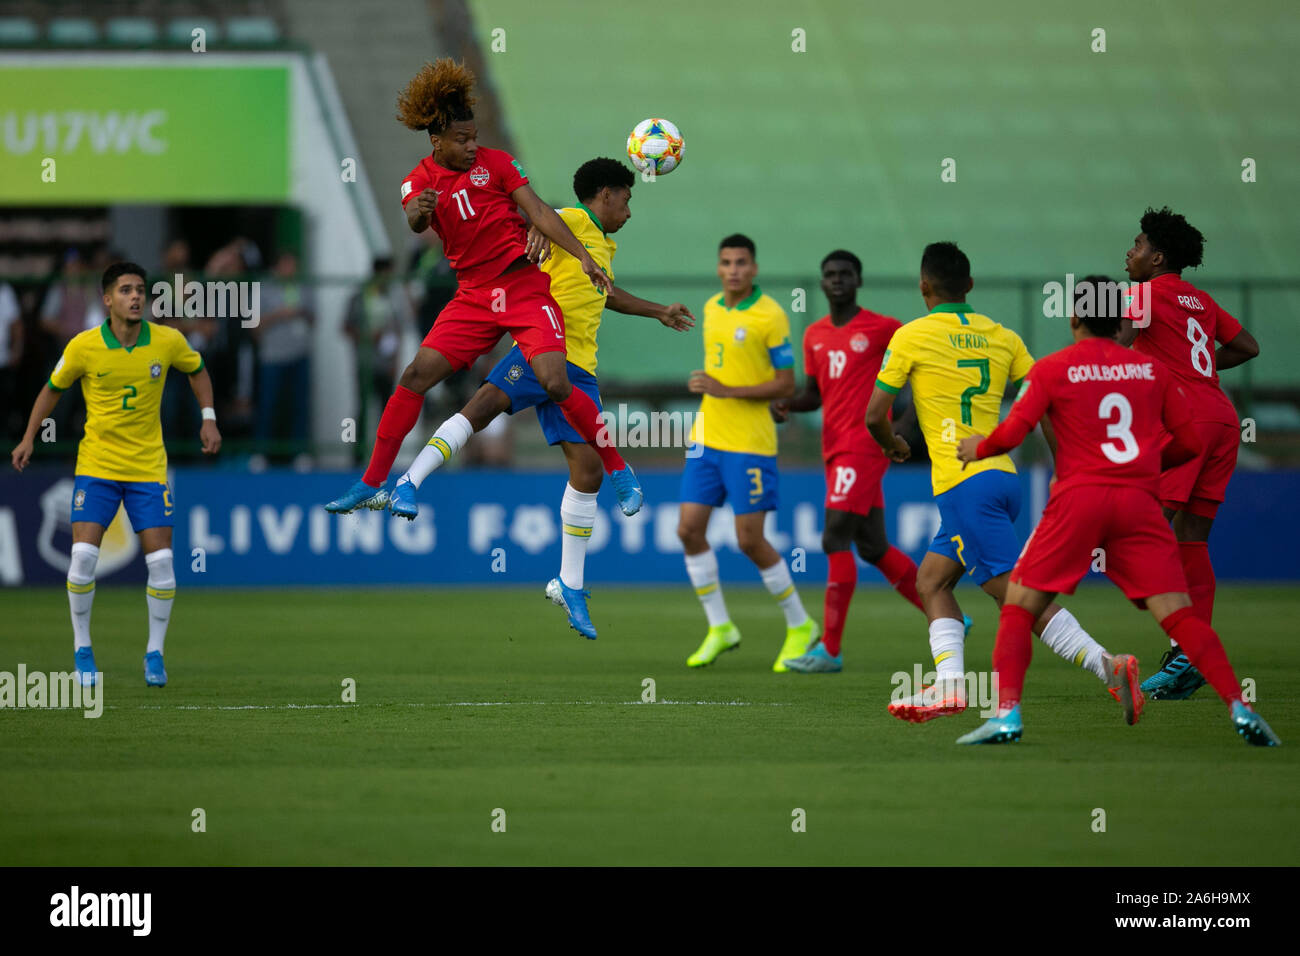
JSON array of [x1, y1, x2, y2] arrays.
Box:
[[1098, 392, 1139, 464], [827, 349, 847, 379], [542, 305, 563, 340], [120, 384, 137, 410], [1185, 316, 1213, 377], [450, 188, 476, 220]]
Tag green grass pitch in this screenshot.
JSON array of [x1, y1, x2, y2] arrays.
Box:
[[2, 584, 1296, 865]]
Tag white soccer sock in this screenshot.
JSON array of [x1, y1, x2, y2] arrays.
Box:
[[759, 560, 809, 628], [67, 542, 98, 650], [1038, 607, 1108, 682], [401, 413, 474, 488], [929, 617, 966, 680], [559, 483, 599, 589], [145, 548, 175, 655], [685, 549, 731, 628]]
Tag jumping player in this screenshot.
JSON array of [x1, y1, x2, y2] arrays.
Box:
[[679, 234, 819, 672], [1121, 207, 1260, 699], [955, 276, 1279, 746], [387, 158, 694, 638], [325, 59, 641, 517], [11, 262, 222, 687], [772, 250, 924, 673], [868, 243, 1124, 722]]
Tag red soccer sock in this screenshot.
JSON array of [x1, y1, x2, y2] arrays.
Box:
[[556, 387, 626, 473], [1178, 541, 1216, 624], [822, 551, 857, 657], [874, 546, 924, 612], [1161, 606, 1241, 706], [992, 604, 1036, 710], [362, 385, 424, 487]]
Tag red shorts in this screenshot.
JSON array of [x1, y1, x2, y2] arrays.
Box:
[[1160, 420, 1238, 519], [824, 452, 888, 515], [422, 263, 567, 370], [1012, 484, 1187, 607]]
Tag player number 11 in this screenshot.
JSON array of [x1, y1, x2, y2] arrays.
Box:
[[450, 188, 476, 220]]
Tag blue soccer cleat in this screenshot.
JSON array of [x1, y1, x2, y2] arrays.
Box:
[[144, 650, 167, 687], [1231, 700, 1281, 747], [325, 479, 390, 514], [609, 465, 643, 516], [546, 577, 597, 639], [783, 639, 842, 673], [963, 613, 974, 636], [389, 481, 418, 520], [74, 646, 97, 688], [1140, 648, 1206, 700], [956, 705, 1024, 745]]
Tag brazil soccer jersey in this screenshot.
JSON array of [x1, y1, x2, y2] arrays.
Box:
[[540, 204, 615, 376], [48, 321, 203, 483], [876, 303, 1033, 495], [688, 287, 793, 456]]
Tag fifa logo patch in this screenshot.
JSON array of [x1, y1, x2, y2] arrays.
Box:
[[734, 327, 747, 342], [73, 490, 85, 509], [506, 364, 524, 384], [850, 333, 869, 353], [149, 362, 162, 379], [469, 166, 490, 187]]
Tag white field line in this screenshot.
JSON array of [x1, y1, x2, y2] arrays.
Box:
[[6, 699, 790, 713]]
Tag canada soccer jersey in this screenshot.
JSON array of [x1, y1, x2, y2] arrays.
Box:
[[804, 309, 900, 461], [400, 146, 529, 288], [1126, 272, 1242, 426]]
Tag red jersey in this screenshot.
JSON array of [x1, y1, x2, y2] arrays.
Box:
[[1125, 272, 1243, 426], [981, 337, 1194, 498], [803, 308, 901, 460], [400, 146, 529, 288]]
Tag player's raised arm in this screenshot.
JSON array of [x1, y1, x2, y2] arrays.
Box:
[[186, 366, 222, 455], [606, 285, 694, 330], [11, 383, 63, 472], [510, 184, 611, 294], [405, 188, 439, 233]]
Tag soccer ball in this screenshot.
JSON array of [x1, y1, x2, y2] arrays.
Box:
[[626, 118, 684, 176]]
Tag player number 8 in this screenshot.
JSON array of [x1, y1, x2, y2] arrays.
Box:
[[1098, 392, 1138, 464], [1185, 316, 1213, 378]]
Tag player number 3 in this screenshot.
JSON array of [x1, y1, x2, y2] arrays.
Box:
[[1098, 392, 1138, 464]]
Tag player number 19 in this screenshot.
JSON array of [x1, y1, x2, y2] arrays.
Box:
[[1098, 392, 1138, 464], [827, 349, 847, 379]]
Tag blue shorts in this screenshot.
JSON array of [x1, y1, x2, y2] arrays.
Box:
[[928, 469, 1022, 585], [484, 345, 602, 446], [71, 475, 174, 531], [679, 445, 779, 514]]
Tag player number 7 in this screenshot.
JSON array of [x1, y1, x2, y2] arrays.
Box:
[[956, 358, 990, 426]]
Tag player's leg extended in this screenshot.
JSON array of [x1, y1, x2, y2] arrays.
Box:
[[138, 524, 174, 687], [679, 501, 740, 666], [327, 346, 455, 513], [889, 551, 969, 721], [390, 382, 508, 519], [1145, 593, 1279, 746], [529, 351, 640, 515], [1140, 508, 1215, 699], [855, 507, 924, 613], [68, 519, 105, 688], [732, 510, 816, 672], [545, 442, 603, 639], [797, 508, 857, 670], [956, 583, 1052, 745]]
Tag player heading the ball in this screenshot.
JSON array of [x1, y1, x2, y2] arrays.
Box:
[[325, 59, 642, 518]]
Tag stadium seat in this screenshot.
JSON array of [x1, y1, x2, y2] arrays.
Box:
[[105, 17, 161, 47], [224, 16, 281, 46], [166, 17, 222, 48], [46, 18, 100, 47], [0, 16, 38, 46]]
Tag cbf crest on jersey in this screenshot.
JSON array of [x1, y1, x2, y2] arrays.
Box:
[[506, 364, 524, 384], [850, 333, 869, 353], [73, 489, 85, 509], [734, 327, 747, 342], [149, 361, 162, 379], [469, 166, 490, 187]]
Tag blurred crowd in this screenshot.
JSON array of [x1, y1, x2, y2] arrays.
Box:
[[0, 238, 513, 469]]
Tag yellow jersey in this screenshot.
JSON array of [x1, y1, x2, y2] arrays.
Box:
[[541, 204, 615, 375], [876, 303, 1033, 495], [48, 320, 204, 482], [689, 286, 794, 456]]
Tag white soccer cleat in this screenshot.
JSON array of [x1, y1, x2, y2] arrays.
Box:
[[887, 678, 968, 724]]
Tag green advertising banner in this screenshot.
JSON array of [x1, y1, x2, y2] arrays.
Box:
[[0, 63, 289, 202]]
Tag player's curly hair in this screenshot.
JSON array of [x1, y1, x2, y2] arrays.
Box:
[[396, 59, 476, 134], [573, 158, 634, 202], [1140, 206, 1204, 271]]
